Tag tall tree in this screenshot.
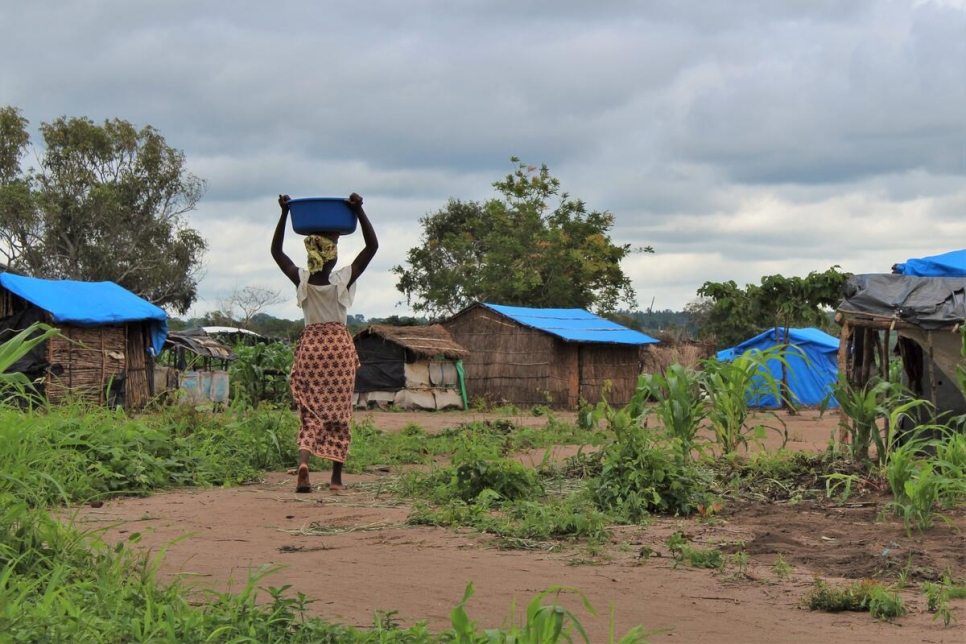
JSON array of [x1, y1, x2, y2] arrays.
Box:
[[217, 285, 285, 329], [393, 158, 649, 317], [696, 266, 849, 347], [0, 107, 35, 270], [0, 109, 207, 313]]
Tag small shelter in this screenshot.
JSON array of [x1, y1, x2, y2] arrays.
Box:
[[440, 303, 658, 409], [353, 324, 468, 410], [156, 332, 235, 405], [0, 273, 167, 408], [716, 327, 840, 408], [196, 326, 269, 345], [837, 254, 966, 417]]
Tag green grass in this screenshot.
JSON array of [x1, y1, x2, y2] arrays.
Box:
[[2, 495, 653, 642], [0, 402, 299, 506], [804, 579, 906, 621], [0, 387, 650, 641]]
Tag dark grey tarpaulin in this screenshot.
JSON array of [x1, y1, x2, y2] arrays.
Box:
[[839, 274, 966, 329]]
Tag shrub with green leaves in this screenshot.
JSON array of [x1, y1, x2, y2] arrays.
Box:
[[412, 457, 544, 505], [592, 421, 708, 522], [229, 341, 294, 407]]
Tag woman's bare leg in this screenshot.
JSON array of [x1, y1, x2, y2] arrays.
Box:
[[295, 449, 312, 492], [330, 461, 347, 490]]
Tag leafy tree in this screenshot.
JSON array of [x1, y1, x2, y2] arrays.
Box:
[[696, 266, 849, 347], [0, 108, 207, 313], [368, 314, 426, 326], [0, 107, 34, 270], [682, 298, 714, 336], [393, 158, 649, 317], [619, 307, 697, 336]]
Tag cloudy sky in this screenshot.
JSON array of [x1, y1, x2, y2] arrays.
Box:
[[2, 0, 964, 321]]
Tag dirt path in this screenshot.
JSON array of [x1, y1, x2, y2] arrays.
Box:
[[72, 410, 966, 643]]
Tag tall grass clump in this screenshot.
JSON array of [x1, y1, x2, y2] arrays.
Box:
[[699, 347, 789, 455], [635, 364, 706, 460], [830, 377, 932, 465], [450, 582, 654, 643]]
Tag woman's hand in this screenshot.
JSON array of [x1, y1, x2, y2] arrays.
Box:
[[346, 193, 363, 211], [278, 194, 291, 212]]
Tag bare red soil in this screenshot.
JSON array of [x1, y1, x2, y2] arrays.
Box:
[[72, 410, 966, 643]]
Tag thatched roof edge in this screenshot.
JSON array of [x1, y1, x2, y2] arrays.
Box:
[[355, 324, 468, 359]]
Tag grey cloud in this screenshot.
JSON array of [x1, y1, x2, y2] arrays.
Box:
[[666, 2, 965, 185], [2, 1, 964, 319]]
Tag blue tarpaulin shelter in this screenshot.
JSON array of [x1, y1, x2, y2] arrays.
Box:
[[716, 327, 839, 408], [0, 273, 169, 408], [893, 249, 966, 278], [0, 273, 167, 354]]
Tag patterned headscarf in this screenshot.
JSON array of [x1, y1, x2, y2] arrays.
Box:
[[304, 234, 338, 272]]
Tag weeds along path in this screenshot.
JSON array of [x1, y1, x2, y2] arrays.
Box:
[[69, 409, 966, 643]]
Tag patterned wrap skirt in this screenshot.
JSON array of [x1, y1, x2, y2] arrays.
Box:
[[290, 322, 360, 463]]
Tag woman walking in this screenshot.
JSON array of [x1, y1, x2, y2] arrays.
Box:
[[272, 192, 378, 491]]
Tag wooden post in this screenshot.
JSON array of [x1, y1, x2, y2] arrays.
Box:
[[837, 321, 850, 383], [857, 329, 868, 385], [880, 328, 890, 381], [566, 343, 580, 410], [100, 326, 106, 405], [836, 322, 851, 443]]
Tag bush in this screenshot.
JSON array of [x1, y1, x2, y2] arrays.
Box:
[[592, 424, 708, 522]]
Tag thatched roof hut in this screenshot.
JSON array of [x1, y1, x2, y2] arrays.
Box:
[[0, 273, 167, 408], [440, 303, 658, 409], [353, 324, 468, 410]]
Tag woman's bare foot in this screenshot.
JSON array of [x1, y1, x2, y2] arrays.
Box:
[[330, 461, 346, 491], [295, 464, 312, 493]]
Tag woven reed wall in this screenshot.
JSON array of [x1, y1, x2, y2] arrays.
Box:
[[578, 344, 642, 407], [443, 308, 566, 407], [47, 325, 126, 405], [0, 289, 15, 318], [125, 322, 150, 407]]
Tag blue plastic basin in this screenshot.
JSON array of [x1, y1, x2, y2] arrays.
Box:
[[288, 197, 358, 235]]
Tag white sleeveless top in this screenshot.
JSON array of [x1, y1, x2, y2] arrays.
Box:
[[296, 266, 356, 325]]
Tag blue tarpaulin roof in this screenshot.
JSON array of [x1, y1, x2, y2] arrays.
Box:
[[893, 249, 966, 278], [0, 273, 168, 354], [716, 327, 840, 408], [484, 303, 659, 345]]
